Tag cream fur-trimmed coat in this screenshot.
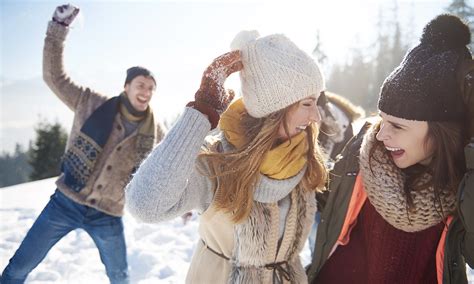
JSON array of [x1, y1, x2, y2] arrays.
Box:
[[188, 188, 316, 284], [126, 108, 317, 284]]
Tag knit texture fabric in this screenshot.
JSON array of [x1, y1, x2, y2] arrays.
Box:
[[230, 30, 325, 118], [61, 96, 120, 192], [314, 200, 443, 284], [126, 107, 315, 282], [219, 98, 309, 179], [359, 124, 456, 232], [124, 66, 156, 87], [126, 108, 307, 221], [61, 94, 155, 193], [379, 14, 471, 121]]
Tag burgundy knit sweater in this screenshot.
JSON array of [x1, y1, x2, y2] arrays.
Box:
[[314, 200, 444, 284]]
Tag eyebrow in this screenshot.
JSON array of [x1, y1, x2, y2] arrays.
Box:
[[136, 80, 155, 87], [379, 112, 407, 128], [387, 120, 406, 128]]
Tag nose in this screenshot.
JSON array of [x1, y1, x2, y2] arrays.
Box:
[[147, 88, 154, 96], [310, 106, 322, 123], [376, 122, 389, 141], [142, 89, 154, 100]]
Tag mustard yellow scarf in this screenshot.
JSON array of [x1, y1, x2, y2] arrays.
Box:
[[219, 99, 308, 180]]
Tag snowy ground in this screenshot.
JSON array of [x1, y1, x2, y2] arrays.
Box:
[[0, 178, 472, 283]]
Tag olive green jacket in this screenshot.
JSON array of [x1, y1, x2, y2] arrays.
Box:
[[307, 124, 474, 284]]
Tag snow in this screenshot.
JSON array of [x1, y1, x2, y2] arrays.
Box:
[[0, 178, 472, 283], [0, 178, 197, 283]]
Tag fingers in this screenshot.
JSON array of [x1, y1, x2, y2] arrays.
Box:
[[55, 4, 74, 15], [212, 51, 241, 67], [71, 7, 80, 18], [227, 89, 236, 103], [53, 4, 80, 25], [57, 4, 69, 13], [205, 51, 240, 69], [227, 60, 243, 76], [207, 50, 242, 78], [219, 89, 236, 111]]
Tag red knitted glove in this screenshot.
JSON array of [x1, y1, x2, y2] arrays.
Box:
[[188, 51, 242, 129], [52, 4, 80, 27]]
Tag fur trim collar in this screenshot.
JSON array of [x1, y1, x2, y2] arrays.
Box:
[[229, 188, 314, 283]]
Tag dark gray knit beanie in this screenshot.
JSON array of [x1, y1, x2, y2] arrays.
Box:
[[378, 14, 471, 121], [124, 66, 156, 87]]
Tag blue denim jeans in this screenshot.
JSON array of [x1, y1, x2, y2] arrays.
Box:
[[1, 190, 129, 284]]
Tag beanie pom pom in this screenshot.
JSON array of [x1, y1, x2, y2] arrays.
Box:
[[420, 14, 471, 50], [230, 30, 260, 51]]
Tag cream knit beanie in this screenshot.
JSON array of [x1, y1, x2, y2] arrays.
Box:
[[230, 30, 325, 118]]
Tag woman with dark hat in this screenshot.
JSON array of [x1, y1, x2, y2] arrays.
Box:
[[307, 14, 474, 284]]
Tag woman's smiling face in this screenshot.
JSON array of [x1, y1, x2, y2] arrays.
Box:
[[376, 112, 434, 168], [277, 95, 321, 141]]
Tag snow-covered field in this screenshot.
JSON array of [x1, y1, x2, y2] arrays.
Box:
[[0, 178, 203, 283], [0, 178, 472, 283]]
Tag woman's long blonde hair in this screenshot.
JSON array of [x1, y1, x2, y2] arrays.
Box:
[[199, 102, 328, 223]]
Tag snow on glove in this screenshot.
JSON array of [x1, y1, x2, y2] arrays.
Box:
[[52, 4, 80, 26], [188, 50, 243, 129]]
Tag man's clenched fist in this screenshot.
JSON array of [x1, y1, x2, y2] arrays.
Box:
[[52, 4, 80, 26]]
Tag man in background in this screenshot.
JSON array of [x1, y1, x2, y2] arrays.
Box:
[[1, 4, 164, 283]]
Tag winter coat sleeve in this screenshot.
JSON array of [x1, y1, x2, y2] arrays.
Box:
[[125, 107, 215, 223], [43, 21, 91, 111], [459, 142, 474, 268]]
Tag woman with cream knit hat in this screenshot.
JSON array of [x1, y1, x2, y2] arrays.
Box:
[[126, 30, 327, 283]]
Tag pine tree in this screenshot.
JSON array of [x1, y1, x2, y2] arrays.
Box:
[[447, 0, 474, 20], [312, 30, 327, 66], [29, 120, 68, 181], [0, 144, 32, 187], [446, 0, 474, 50], [326, 45, 372, 110], [370, 2, 408, 111], [319, 1, 408, 113]]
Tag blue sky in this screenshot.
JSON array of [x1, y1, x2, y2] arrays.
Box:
[[1, 0, 450, 81], [0, 0, 453, 152]]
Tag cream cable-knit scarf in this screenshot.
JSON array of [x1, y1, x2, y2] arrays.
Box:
[[359, 125, 456, 232]]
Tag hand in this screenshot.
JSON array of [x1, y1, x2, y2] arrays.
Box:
[[195, 51, 243, 114], [52, 4, 80, 26]]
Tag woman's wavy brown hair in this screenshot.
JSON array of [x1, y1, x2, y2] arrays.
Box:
[[199, 102, 328, 223], [369, 119, 468, 215]]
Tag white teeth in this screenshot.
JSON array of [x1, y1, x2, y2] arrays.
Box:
[[297, 125, 307, 130], [386, 146, 402, 152]]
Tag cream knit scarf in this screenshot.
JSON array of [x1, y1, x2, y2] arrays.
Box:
[[359, 125, 456, 232]]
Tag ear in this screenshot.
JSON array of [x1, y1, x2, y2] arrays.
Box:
[[457, 59, 474, 138]]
